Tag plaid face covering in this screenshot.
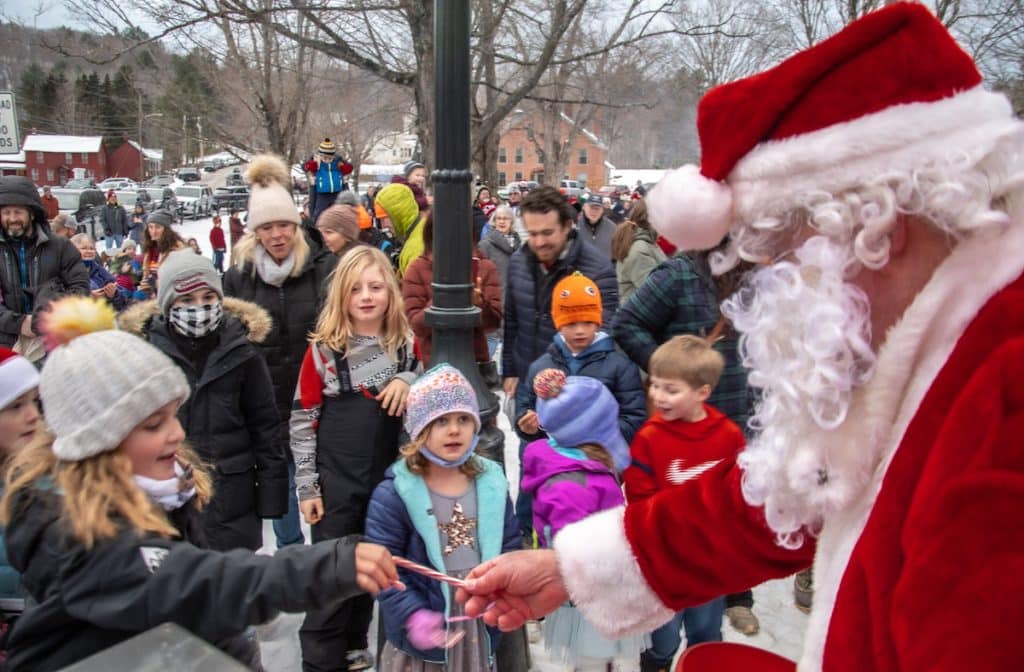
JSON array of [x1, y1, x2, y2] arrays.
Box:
[[168, 301, 224, 338]]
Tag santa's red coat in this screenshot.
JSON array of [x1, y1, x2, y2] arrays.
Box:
[[553, 225, 1024, 670]]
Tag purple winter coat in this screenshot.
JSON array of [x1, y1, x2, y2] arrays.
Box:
[[520, 438, 624, 548]]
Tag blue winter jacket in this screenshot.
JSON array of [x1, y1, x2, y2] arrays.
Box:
[[515, 332, 646, 444], [314, 159, 347, 195], [83, 260, 131, 311], [364, 457, 520, 665], [501, 231, 618, 380]]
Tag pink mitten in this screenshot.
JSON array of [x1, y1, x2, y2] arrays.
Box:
[[406, 609, 447, 650]]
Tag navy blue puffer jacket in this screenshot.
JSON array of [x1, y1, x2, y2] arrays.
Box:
[[501, 231, 618, 380]]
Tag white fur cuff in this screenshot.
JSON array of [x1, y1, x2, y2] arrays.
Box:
[[553, 506, 676, 638]]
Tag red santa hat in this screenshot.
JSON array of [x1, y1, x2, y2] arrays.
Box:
[[648, 2, 1019, 251], [0, 347, 39, 411]]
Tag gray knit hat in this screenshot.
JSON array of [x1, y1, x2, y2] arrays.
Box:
[[334, 191, 359, 207], [403, 160, 424, 178], [148, 209, 175, 227], [156, 249, 223, 314], [41, 330, 189, 461]]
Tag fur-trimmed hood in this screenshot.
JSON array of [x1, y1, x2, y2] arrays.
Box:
[[117, 296, 273, 343]]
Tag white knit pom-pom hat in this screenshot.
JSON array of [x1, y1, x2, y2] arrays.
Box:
[[40, 329, 189, 461]]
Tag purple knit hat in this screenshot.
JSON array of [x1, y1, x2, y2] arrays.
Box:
[[534, 369, 630, 472]]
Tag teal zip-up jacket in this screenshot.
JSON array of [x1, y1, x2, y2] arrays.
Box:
[[364, 457, 520, 664]]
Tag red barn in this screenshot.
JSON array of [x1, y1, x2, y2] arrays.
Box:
[[22, 134, 106, 186]]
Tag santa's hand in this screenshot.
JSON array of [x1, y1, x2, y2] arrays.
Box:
[[406, 609, 449, 650], [456, 550, 568, 631]]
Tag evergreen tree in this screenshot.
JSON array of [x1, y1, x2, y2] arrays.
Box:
[[16, 63, 47, 130]]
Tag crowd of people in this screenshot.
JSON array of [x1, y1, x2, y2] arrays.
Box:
[[0, 3, 1019, 671]]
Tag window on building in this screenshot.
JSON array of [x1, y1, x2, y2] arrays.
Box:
[[65, 153, 72, 163], [31, 169, 39, 181], [498, 172, 506, 186], [514, 147, 523, 164], [578, 148, 588, 165], [81, 152, 89, 163], [36, 152, 44, 164], [514, 171, 523, 181], [46, 169, 55, 183], [498, 147, 507, 163]]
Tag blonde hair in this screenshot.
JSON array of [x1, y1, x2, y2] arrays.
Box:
[[649, 334, 725, 389], [399, 427, 484, 478], [1, 429, 212, 549], [310, 246, 410, 357], [232, 224, 311, 279]]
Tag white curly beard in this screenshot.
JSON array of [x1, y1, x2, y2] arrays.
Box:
[[722, 236, 882, 548]]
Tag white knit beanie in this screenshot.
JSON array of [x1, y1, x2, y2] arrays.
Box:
[[245, 154, 300, 232], [40, 330, 190, 461]]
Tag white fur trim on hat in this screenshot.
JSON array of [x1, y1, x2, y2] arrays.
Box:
[[553, 506, 675, 638], [646, 164, 734, 251], [40, 330, 190, 461], [730, 86, 1020, 220], [0, 355, 39, 410]]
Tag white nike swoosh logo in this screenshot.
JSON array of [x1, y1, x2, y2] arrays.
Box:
[[665, 458, 723, 485]]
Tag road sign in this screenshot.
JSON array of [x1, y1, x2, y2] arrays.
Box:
[[0, 91, 20, 155]]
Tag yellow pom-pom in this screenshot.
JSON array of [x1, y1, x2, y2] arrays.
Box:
[[39, 296, 117, 350]]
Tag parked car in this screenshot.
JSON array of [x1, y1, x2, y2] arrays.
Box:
[[45, 187, 108, 236], [175, 185, 213, 219], [176, 167, 202, 183], [63, 178, 95, 189], [597, 184, 631, 201], [515, 180, 540, 193], [98, 177, 138, 191], [559, 179, 584, 200], [225, 168, 245, 187], [144, 175, 176, 187], [140, 187, 167, 206], [212, 185, 250, 212]]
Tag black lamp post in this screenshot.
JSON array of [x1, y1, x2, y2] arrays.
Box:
[[426, 0, 499, 424]]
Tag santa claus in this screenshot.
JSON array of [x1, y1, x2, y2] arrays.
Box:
[[459, 3, 1024, 670]]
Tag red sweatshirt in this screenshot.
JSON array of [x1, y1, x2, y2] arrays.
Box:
[[209, 226, 227, 251], [624, 405, 745, 503]]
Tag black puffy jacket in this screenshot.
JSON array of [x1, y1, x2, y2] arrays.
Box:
[[4, 487, 362, 671], [501, 230, 618, 379], [222, 241, 337, 423], [120, 297, 288, 551], [0, 177, 89, 346]]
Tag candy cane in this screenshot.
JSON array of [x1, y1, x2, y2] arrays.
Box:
[[394, 556, 467, 589]]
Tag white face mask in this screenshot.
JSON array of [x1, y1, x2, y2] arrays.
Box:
[[168, 301, 223, 338]]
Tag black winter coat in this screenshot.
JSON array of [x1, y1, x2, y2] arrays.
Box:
[[222, 242, 337, 424], [501, 231, 618, 379], [100, 204, 129, 238], [0, 226, 89, 347], [4, 487, 362, 671], [120, 297, 287, 551]]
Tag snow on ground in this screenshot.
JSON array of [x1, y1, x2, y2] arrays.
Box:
[[251, 393, 807, 671]]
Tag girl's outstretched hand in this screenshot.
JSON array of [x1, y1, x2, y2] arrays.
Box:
[[354, 542, 403, 595], [377, 378, 411, 416]]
